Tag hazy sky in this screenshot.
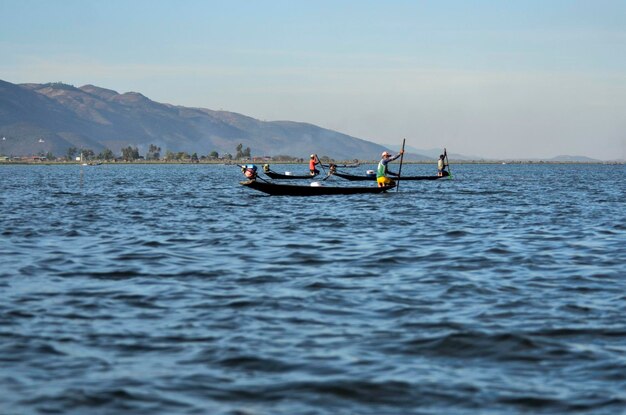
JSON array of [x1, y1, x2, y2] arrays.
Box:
[[1, 0, 625, 159]]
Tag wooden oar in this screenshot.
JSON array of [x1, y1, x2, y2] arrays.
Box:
[[396, 138, 406, 192], [316, 154, 326, 175]]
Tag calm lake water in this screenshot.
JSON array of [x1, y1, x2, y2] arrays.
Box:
[[1, 163, 625, 414]]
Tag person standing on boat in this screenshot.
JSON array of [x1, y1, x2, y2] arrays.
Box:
[[437, 154, 448, 177], [309, 154, 320, 176], [376, 150, 404, 187]]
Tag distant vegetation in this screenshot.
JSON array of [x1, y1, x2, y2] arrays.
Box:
[[0, 142, 333, 164]]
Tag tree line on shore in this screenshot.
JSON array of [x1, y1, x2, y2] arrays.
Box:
[[3, 142, 326, 163]]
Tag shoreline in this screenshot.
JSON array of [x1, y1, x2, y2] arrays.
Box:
[[1, 160, 623, 166]]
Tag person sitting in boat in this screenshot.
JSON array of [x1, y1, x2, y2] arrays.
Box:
[[437, 154, 448, 177], [263, 164, 271, 173], [309, 154, 320, 176], [328, 163, 337, 174], [376, 150, 404, 187], [242, 164, 258, 180]]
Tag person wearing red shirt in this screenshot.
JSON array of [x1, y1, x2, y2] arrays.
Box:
[[309, 154, 320, 176]]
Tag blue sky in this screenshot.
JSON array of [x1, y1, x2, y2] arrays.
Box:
[[1, 0, 625, 159]]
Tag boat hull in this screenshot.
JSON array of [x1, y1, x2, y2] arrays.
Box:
[[322, 162, 360, 168], [264, 171, 318, 180], [333, 171, 449, 181], [240, 180, 395, 196]]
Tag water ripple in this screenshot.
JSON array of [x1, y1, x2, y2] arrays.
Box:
[[1, 163, 625, 414]]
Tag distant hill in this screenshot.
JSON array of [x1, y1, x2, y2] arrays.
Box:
[[386, 144, 478, 160], [548, 155, 600, 162], [0, 79, 426, 160]]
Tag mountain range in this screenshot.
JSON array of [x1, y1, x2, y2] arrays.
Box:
[[386, 144, 604, 163], [0, 79, 609, 162], [0, 79, 434, 161]]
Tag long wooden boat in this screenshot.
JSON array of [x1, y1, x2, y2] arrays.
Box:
[[322, 161, 360, 168], [332, 171, 450, 181], [264, 170, 319, 180], [240, 180, 395, 196]]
